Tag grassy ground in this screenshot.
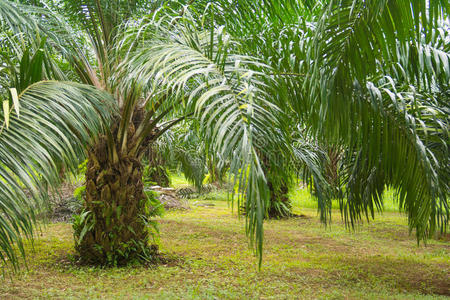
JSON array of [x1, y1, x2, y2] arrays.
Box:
[[0, 187, 449, 299]]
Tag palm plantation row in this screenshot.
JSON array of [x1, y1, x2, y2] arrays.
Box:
[[0, 0, 448, 269]]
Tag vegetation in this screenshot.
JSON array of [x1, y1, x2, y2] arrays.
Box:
[[206, 0, 449, 241], [0, 190, 448, 298], [0, 0, 448, 286], [1, 0, 284, 266]]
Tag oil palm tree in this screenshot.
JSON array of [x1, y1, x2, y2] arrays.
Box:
[[193, 0, 449, 240], [1, 0, 448, 268], [67, 0, 450, 261], [1, 0, 285, 266]]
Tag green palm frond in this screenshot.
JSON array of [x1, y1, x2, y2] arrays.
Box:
[[306, 0, 449, 238], [0, 0, 37, 32], [189, 0, 449, 243], [0, 81, 115, 268], [115, 10, 289, 264]]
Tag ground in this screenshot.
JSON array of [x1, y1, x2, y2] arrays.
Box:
[[0, 185, 449, 299]]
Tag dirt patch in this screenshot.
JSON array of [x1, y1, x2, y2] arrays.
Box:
[[48, 182, 82, 222], [149, 186, 190, 210]]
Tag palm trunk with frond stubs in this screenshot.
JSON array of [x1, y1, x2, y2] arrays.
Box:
[[74, 114, 159, 265]]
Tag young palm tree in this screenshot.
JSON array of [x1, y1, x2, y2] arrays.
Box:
[[193, 0, 449, 240], [1, 1, 284, 265]]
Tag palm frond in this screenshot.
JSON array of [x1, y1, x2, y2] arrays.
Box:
[[115, 10, 290, 265], [308, 0, 449, 237], [0, 81, 116, 268]]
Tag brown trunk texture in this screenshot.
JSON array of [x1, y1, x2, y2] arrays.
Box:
[[75, 135, 151, 265], [206, 158, 226, 186]]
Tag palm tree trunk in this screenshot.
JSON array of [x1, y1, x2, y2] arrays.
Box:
[[324, 147, 342, 198], [246, 150, 291, 219], [74, 129, 155, 265], [143, 144, 170, 187], [206, 157, 226, 186], [267, 179, 291, 218]]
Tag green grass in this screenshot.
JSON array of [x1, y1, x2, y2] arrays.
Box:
[[169, 172, 190, 188], [0, 189, 448, 299], [290, 185, 401, 213]]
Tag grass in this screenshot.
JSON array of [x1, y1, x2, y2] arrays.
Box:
[[0, 187, 448, 299], [289, 184, 401, 213], [169, 171, 190, 188]]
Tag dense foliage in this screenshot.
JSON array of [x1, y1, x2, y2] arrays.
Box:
[[0, 0, 448, 268]]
